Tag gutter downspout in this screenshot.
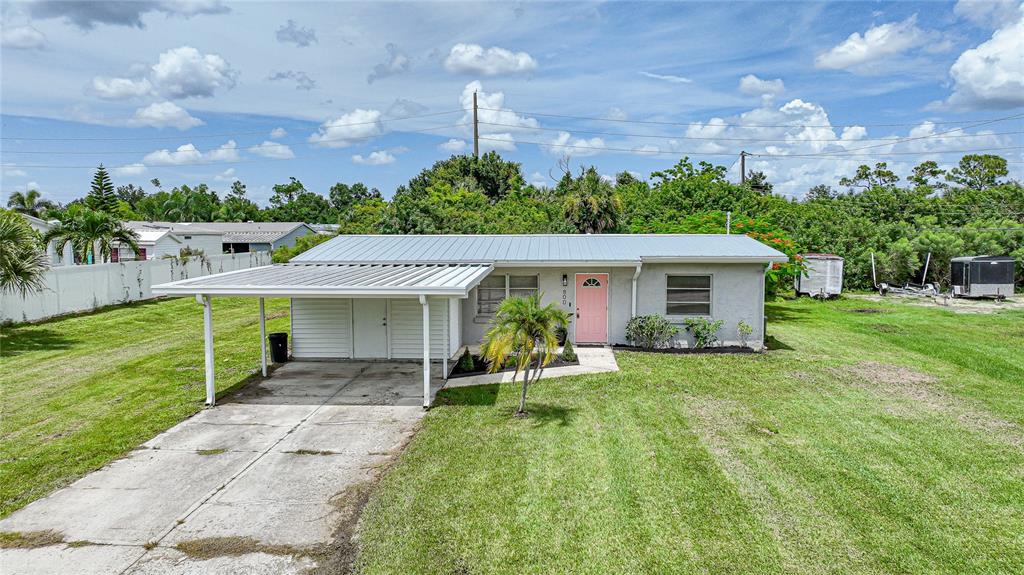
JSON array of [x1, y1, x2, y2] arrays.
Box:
[[631, 262, 643, 318]]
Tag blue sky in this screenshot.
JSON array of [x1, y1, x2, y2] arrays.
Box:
[[2, 0, 1022, 206]]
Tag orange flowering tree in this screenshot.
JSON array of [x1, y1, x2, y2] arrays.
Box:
[[650, 211, 804, 294]]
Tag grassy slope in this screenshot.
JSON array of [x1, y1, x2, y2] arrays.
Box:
[[0, 297, 290, 518], [356, 298, 1024, 575]]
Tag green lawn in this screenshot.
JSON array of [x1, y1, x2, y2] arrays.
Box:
[[0, 297, 290, 518], [356, 298, 1024, 574]]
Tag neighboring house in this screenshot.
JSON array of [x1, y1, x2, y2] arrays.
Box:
[[121, 222, 225, 260], [154, 234, 787, 408], [21, 213, 74, 267], [186, 222, 317, 253]]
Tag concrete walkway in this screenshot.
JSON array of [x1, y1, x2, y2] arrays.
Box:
[[444, 346, 619, 388], [0, 362, 445, 575]]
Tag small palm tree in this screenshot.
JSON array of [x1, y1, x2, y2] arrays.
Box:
[[7, 190, 55, 218], [0, 209, 49, 295], [43, 206, 139, 264], [481, 293, 570, 416]]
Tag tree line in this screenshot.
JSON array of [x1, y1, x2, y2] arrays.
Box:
[[7, 151, 1023, 292]]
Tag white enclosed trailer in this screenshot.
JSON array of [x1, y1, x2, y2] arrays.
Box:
[[795, 253, 844, 298]]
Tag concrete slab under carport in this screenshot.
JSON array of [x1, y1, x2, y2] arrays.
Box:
[[0, 361, 442, 575]]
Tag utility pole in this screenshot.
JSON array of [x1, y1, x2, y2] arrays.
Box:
[[726, 211, 731, 234], [739, 151, 747, 184], [473, 91, 479, 158]]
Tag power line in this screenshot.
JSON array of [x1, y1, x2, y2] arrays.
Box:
[[476, 135, 1021, 158], [0, 110, 464, 142], [1, 123, 471, 156], [476, 106, 1024, 129], [475, 120, 1024, 143]]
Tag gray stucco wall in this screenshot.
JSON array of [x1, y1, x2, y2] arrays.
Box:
[[462, 262, 767, 348], [635, 262, 766, 347]]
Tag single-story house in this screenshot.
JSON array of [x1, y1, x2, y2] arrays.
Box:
[[21, 213, 74, 266], [191, 222, 317, 253], [153, 234, 787, 409], [121, 222, 225, 260]]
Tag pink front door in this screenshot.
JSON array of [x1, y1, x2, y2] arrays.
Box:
[[575, 273, 608, 343]]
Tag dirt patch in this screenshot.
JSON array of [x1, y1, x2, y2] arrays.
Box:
[[0, 530, 64, 549], [849, 308, 885, 314], [175, 536, 311, 559], [836, 362, 1022, 445], [285, 449, 339, 456], [850, 293, 1024, 314], [870, 324, 902, 334], [303, 425, 420, 575]]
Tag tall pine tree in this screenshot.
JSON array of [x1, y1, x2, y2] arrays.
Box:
[[85, 164, 119, 213]]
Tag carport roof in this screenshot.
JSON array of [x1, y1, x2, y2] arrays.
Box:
[[152, 263, 493, 297]]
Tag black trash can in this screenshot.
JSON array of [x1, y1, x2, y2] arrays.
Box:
[[268, 332, 289, 363]]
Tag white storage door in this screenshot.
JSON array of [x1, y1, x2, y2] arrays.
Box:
[[291, 298, 352, 359], [389, 298, 449, 359]]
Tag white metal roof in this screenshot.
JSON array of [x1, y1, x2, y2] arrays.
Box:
[[152, 263, 494, 297], [293, 234, 789, 265]]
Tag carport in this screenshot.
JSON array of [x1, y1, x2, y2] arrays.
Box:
[[153, 262, 493, 408]]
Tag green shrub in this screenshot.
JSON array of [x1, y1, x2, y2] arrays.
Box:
[[561, 339, 577, 362], [625, 315, 679, 349], [683, 317, 724, 349], [737, 320, 753, 347], [457, 351, 475, 372]]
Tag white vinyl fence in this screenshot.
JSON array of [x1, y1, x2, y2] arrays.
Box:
[[1, 252, 271, 324]]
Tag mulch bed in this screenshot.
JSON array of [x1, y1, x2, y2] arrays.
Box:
[[612, 345, 758, 355], [448, 353, 579, 379]]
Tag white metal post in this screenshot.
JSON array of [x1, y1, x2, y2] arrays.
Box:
[[200, 294, 215, 406], [419, 295, 430, 409], [258, 297, 267, 377], [442, 298, 449, 380]]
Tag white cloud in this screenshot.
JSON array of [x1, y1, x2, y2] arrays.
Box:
[[28, 0, 229, 30], [738, 74, 785, 97], [142, 140, 239, 165], [479, 133, 517, 152], [150, 46, 238, 98], [4, 168, 28, 178], [543, 131, 606, 157], [270, 127, 287, 138], [815, 15, 934, 72], [954, 0, 1022, 28], [276, 19, 317, 47], [444, 43, 537, 75], [639, 71, 692, 84], [308, 109, 384, 148], [386, 98, 428, 118], [2, 24, 46, 49], [528, 171, 547, 188], [944, 6, 1024, 108], [460, 81, 538, 132], [127, 102, 203, 130], [439, 138, 468, 153], [92, 76, 153, 100], [113, 163, 147, 176], [604, 107, 628, 121], [268, 70, 316, 90], [89, 46, 236, 101], [351, 150, 396, 165], [367, 43, 411, 84], [632, 144, 660, 155], [248, 141, 295, 159], [214, 168, 236, 182]]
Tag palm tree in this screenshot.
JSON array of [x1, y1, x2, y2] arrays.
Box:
[[42, 206, 139, 264], [7, 190, 55, 218], [481, 293, 570, 416], [0, 209, 49, 295]]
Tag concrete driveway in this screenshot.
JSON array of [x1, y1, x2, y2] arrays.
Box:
[[0, 362, 445, 575]]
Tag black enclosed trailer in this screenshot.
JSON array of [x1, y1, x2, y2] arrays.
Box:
[[950, 256, 1016, 299]]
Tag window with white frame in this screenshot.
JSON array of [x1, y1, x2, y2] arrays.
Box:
[[666, 275, 711, 315], [477, 274, 539, 314]]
